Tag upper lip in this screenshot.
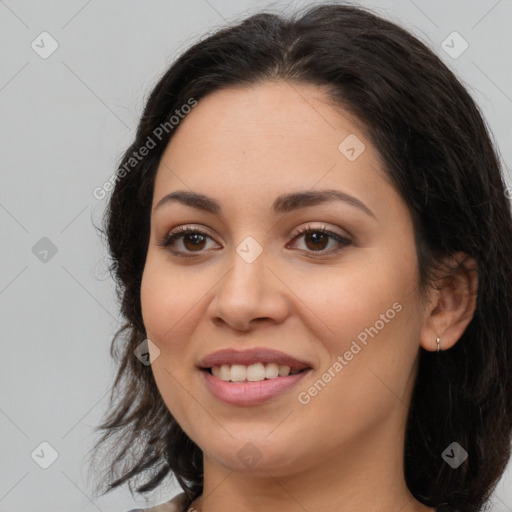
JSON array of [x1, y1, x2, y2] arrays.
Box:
[[197, 348, 313, 371]]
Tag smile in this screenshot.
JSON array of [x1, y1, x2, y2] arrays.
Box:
[[200, 366, 312, 406], [209, 362, 307, 382]]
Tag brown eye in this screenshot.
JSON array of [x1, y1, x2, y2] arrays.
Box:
[[182, 233, 207, 251], [289, 225, 352, 255], [158, 227, 219, 256], [303, 231, 329, 251]]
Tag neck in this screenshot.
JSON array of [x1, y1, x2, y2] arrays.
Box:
[[188, 409, 434, 512]]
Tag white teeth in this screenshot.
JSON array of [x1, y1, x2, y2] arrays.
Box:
[[210, 362, 300, 382], [247, 363, 266, 381], [265, 363, 279, 379], [230, 364, 247, 382], [219, 364, 230, 381], [278, 365, 290, 377]]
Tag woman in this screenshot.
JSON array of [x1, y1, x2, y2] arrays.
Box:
[[88, 3, 512, 512]]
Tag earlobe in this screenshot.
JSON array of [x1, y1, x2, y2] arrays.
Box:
[[419, 252, 478, 352]]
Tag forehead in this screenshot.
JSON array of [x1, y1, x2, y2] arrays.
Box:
[[161, 81, 368, 156], [152, 80, 394, 215]]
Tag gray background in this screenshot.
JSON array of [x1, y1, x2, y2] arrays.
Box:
[[1, 1, 511, 511]]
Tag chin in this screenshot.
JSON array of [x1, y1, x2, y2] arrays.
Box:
[[203, 435, 312, 476]]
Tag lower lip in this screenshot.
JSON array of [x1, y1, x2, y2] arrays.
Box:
[[201, 368, 312, 406]]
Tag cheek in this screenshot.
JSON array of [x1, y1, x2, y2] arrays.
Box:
[[140, 264, 171, 342], [287, 252, 413, 341], [140, 257, 201, 419], [289, 277, 422, 453], [288, 246, 422, 393], [140, 255, 200, 343]]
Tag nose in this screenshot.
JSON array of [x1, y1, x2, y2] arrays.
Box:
[[206, 247, 289, 332]]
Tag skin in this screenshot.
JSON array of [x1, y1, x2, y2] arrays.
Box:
[[140, 80, 478, 512]]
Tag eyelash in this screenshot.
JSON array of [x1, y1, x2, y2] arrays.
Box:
[[157, 224, 352, 258]]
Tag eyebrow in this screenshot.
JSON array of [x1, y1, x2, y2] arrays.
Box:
[[154, 189, 376, 219]]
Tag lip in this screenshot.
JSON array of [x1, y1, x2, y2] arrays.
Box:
[[201, 367, 312, 406], [197, 348, 313, 371]]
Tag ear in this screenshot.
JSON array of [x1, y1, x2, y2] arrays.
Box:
[[419, 252, 478, 352]]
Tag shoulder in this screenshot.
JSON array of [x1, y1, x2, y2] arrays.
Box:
[[125, 492, 188, 512]]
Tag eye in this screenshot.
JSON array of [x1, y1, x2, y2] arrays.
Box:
[[157, 223, 352, 257], [287, 224, 351, 255], [157, 226, 219, 256]]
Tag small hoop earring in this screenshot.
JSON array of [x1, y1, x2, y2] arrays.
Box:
[[436, 337, 441, 353]]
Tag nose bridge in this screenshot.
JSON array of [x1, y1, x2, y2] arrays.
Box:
[[221, 236, 267, 301], [208, 233, 288, 329]]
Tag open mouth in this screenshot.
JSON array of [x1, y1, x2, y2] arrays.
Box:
[[201, 363, 311, 383], [199, 360, 313, 405]]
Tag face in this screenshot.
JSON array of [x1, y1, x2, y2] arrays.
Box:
[[140, 80, 429, 476]]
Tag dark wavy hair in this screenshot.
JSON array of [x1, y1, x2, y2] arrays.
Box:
[[88, 3, 512, 512]]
